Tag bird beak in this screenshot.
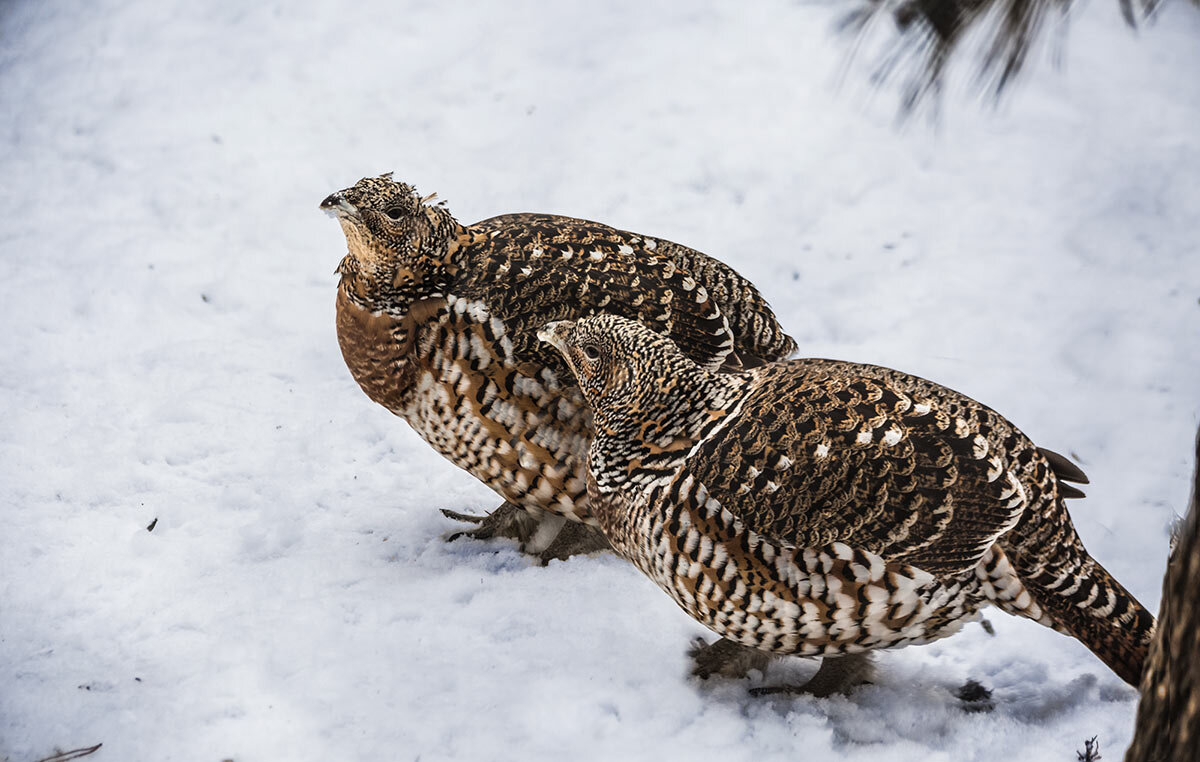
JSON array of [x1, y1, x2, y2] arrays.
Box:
[[537, 320, 575, 353], [320, 191, 360, 220]]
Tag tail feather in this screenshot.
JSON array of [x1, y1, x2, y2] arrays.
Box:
[[999, 486, 1153, 686], [1038, 447, 1089, 485], [1023, 556, 1153, 686]]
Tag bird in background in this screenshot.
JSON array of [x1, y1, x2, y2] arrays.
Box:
[[323, 174, 796, 562], [541, 314, 1153, 694]]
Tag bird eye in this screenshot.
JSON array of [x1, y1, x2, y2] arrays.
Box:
[[384, 207, 404, 220], [582, 345, 601, 361]]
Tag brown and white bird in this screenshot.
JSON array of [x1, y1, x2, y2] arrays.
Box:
[[540, 314, 1154, 693], [322, 174, 796, 560]]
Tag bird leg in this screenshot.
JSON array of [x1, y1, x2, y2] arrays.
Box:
[[441, 503, 611, 562], [441, 502, 538, 545], [689, 637, 773, 680], [534, 519, 612, 564], [749, 652, 875, 698]]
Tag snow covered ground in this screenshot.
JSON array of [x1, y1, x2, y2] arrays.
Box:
[[2, 1, 1199, 760]]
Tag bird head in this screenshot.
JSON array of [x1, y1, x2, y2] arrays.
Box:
[[540, 314, 747, 491], [321, 173, 461, 310], [539, 316, 639, 415], [539, 315, 709, 434]]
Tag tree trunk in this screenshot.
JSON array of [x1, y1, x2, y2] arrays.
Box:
[[1125, 424, 1200, 761]]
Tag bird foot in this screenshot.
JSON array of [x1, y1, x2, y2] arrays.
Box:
[[534, 520, 611, 565], [441, 502, 537, 545], [689, 637, 772, 680], [749, 652, 875, 698], [441, 502, 610, 562]]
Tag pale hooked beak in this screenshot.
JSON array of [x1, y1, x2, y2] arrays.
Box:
[[537, 320, 576, 352], [320, 191, 360, 220]]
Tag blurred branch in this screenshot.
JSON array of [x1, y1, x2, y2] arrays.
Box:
[[1124, 424, 1200, 761], [842, 0, 1199, 112]]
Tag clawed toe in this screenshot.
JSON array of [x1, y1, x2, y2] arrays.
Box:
[[440, 509, 499, 542], [440, 509, 492, 541], [440, 502, 535, 545], [439, 508, 488, 525], [440, 503, 609, 561]]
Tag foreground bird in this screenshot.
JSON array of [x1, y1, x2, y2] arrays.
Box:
[[540, 314, 1153, 693], [323, 175, 796, 560]]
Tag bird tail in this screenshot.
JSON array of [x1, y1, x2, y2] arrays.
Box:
[[999, 492, 1154, 686]]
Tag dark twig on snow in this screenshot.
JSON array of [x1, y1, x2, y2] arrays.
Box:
[[34, 743, 103, 762], [1076, 736, 1101, 761], [955, 678, 995, 712]]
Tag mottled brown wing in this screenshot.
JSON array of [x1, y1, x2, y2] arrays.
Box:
[[687, 359, 1029, 578], [650, 237, 797, 367], [460, 213, 795, 373]]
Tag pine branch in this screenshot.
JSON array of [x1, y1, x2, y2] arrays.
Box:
[[842, 0, 1198, 112]]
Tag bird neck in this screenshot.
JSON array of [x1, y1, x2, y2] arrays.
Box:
[[588, 367, 748, 496], [336, 260, 435, 317], [337, 216, 466, 316], [443, 224, 487, 278], [422, 206, 468, 277]]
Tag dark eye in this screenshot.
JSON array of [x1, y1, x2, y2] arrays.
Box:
[[384, 207, 404, 220], [582, 345, 601, 361]]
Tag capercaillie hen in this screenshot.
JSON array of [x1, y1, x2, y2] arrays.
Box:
[[323, 175, 796, 561], [540, 315, 1154, 694]]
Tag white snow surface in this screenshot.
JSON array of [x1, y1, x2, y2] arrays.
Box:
[[2, 1, 1199, 760]]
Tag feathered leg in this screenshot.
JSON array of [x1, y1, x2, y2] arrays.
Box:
[[442, 502, 610, 561], [750, 653, 875, 698]]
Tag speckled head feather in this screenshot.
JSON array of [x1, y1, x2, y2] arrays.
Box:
[[321, 174, 461, 310], [538, 316, 691, 426], [540, 315, 747, 493]]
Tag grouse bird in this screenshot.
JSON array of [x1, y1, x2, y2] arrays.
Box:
[[540, 314, 1153, 693], [322, 175, 796, 561]]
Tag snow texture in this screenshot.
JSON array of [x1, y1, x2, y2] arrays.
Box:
[[2, 1, 1199, 760]]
